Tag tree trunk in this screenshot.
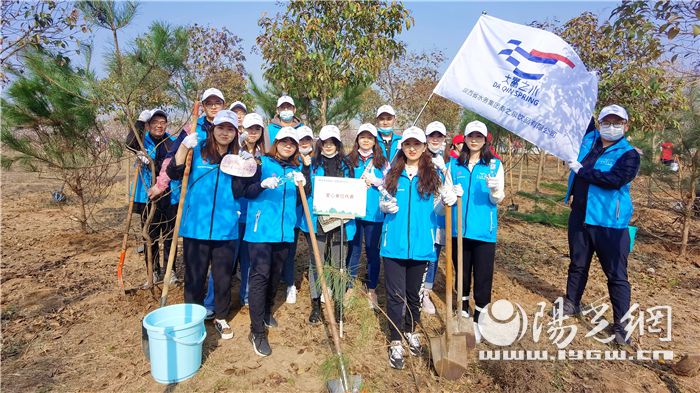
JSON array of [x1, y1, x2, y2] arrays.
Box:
[[518, 152, 525, 192], [647, 132, 657, 207], [320, 95, 327, 127], [679, 170, 696, 257], [535, 150, 546, 193], [507, 137, 514, 189]]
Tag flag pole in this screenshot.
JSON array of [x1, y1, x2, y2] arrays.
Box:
[[412, 92, 435, 126]]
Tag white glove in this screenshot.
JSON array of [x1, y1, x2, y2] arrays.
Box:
[[441, 185, 457, 206], [453, 184, 464, 197], [379, 199, 399, 214], [136, 151, 150, 164], [239, 150, 253, 160], [292, 171, 306, 187], [363, 172, 382, 187], [261, 177, 280, 189], [567, 160, 583, 174], [431, 155, 447, 173], [486, 176, 499, 190], [182, 132, 199, 149], [239, 130, 248, 144], [138, 109, 152, 122]]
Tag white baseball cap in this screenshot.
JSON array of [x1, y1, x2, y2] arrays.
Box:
[[319, 125, 341, 141], [276, 95, 295, 108], [275, 126, 299, 142], [356, 123, 377, 138], [296, 125, 313, 140], [376, 104, 396, 118], [425, 121, 446, 136], [212, 110, 238, 128], [201, 88, 225, 103], [149, 108, 168, 121], [598, 104, 628, 121], [242, 113, 264, 129], [229, 101, 247, 112], [400, 126, 426, 145], [465, 120, 488, 137], [138, 109, 152, 122]]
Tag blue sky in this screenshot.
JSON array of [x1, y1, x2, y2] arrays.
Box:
[[88, 1, 620, 84]]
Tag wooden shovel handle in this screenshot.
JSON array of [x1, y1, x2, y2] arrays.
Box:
[[445, 204, 454, 345], [117, 162, 141, 290]]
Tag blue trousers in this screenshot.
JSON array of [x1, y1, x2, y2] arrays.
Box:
[[423, 244, 442, 290], [204, 224, 245, 311], [566, 208, 631, 328], [346, 220, 382, 289]]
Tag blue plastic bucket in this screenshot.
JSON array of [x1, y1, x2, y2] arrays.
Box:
[[142, 303, 207, 384], [628, 226, 638, 252]]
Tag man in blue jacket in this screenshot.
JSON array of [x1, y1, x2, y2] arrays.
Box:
[[563, 104, 640, 345]]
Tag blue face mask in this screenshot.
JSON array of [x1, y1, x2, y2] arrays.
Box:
[[378, 127, 393, 136]]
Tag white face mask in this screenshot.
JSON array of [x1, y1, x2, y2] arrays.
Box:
[[428, 141, 445, 154], [299, 146, 312, 155], [599, 124, 625, 141], [279, 110, 294, 122]]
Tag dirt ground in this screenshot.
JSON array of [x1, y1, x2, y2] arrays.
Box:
[[2, 158, 699, 392]]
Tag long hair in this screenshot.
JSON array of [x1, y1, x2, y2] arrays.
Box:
[[457, 137, 495, 166], [347, 135, 387, 169], [201, 123, 239, 164], [312, 138, 354, 177], [266, 139, 300, 164], [384, 149, 441, 199]]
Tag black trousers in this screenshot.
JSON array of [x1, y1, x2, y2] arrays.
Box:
[[566, 208, 631, 328], [451, 237, 496, 321], [384, 258, 428, 341], [139, 202, 176, 275], [183, 238, 238, 319], [248, 242, 291, 335]]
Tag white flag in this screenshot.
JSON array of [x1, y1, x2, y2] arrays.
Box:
[[434, 15, 598, 161]]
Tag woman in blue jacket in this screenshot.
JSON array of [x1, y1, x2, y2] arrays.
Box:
[[301, 125, 356, 325], [380, 126, 456, 370], [447, 120, 505, 343], [243, 126, 310, 357], [345, 123, 387, 309], [167, 110, 248, 341]]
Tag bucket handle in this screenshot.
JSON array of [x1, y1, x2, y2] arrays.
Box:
[[164, 330, 206, 346]]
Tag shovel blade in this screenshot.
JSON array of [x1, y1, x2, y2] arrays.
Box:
[[221, 154, 257, 177], [453, 315, 477, 350], [429, 334, 469, 380]]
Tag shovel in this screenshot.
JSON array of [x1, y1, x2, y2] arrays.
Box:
[[117, 162, 141, 292], [430, 204, 468, 380], [297, 181, 362, 393], [454, 197, 476, 346]]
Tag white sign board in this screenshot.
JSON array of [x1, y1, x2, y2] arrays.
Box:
[[312, 176, 366, 218]]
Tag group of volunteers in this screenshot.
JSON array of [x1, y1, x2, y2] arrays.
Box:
[[129, 86, 639, 369]]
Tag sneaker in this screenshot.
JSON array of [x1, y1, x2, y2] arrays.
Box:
[[460, 309, 470, 319], [388, 340, 405, 369], [168, 273, 177, 285], [308, 298, 322, 325], [320, 293, 325, 304], [368, 289, 378, 309], [205, 309, 215, 320], [613, 326, 631, 346], [404, 332, 423, 356], [264, 313, 278, 328], [249, 332, 271, 357], [473, 322, 482, 344], [286, 285, 297, 304], [421, 289, 436, 315], [141, 272, 160, 288], [551, 298, 581, 319], [214, 319, 234, 340]]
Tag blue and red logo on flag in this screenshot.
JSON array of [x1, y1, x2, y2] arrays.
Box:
[[498, 39, 575, 80]]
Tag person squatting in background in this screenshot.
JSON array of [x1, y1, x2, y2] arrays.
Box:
[[419, 121, 450, 315], [379, 126, 457, 370], [345, 123, 387, 309], [203, 111, 265, 315], [375, 105, 402, 161], [300, 125, 356, 324], [166, 110, 248, 340], [563, 104, 640, 345], [242, 126, 310, 357], [126, 108, 181, 285], [282, 125, 315, 305], [447, 120, 505, 343]]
